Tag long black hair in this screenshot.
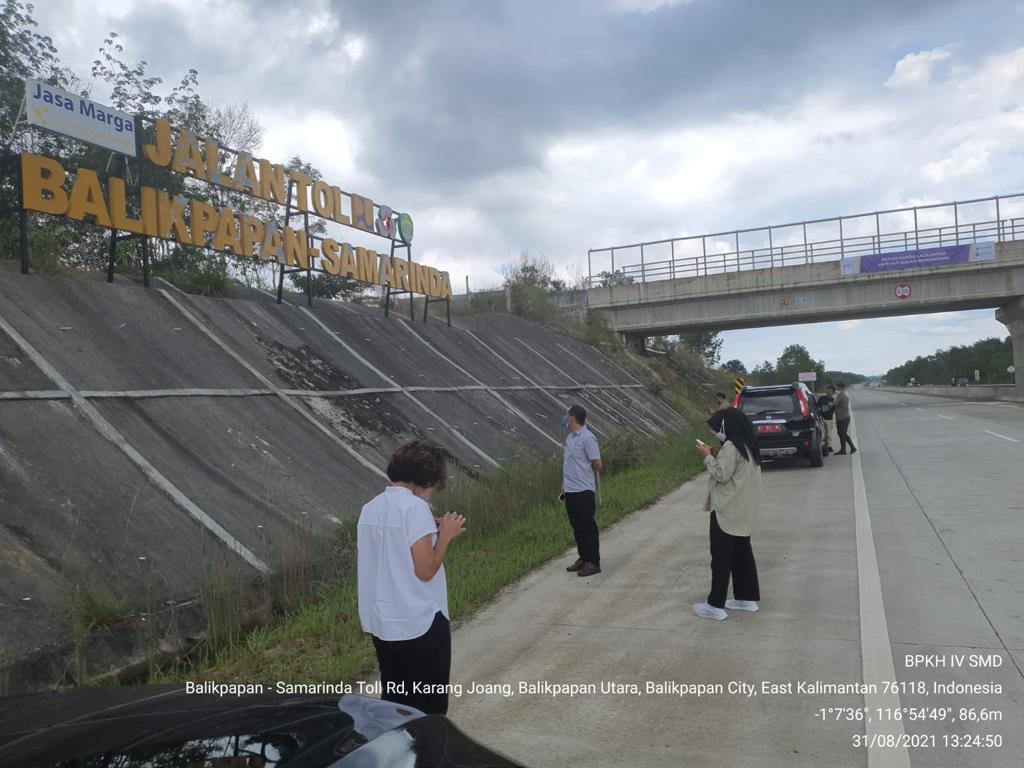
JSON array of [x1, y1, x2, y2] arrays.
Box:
[[721, 407, 761, 466]]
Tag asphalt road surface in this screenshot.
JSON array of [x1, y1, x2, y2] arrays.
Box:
[[447, 388, 1024, 768]]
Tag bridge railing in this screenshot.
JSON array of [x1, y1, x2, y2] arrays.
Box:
[[586, 193, 1024, 287]]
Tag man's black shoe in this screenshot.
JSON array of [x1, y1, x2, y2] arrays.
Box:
[[836, 450, 847, 455], [577, 562, 602, 577], [850, 447, 858, 454], [566, 558, 585, 572]]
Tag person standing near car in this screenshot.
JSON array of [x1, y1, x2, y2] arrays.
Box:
[[816, 385, 836, 455], [694, 407, 762, 621], [833, 383, 857, 455], [562, 404, 604, 577], [357, 440, 465, 715]]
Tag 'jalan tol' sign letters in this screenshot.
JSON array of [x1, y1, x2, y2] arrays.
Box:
[[18, 95, 453, 299]]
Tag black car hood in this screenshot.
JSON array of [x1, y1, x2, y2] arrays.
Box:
[[0, 685, 525, 768]]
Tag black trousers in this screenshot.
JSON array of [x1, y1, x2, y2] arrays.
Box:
[[707, 511, 759, 609], [372, 611, 451, 715], [836, 417, 856, 452], [564, 490, 600, 564]]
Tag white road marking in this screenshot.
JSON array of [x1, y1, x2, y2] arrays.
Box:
[[938, 414, 955, 421], [983, 429, 1020, 443], [913, 407, 924, 412], [849, 420, 911, 768]]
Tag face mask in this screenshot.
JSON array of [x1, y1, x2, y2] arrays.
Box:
[[715, 429, 726, 442], [561, 415, 569, 429]]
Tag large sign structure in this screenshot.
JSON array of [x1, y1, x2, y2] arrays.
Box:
[[11, 82, 453, 316]]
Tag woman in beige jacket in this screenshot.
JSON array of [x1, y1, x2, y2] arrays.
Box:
[[695, 408, 762, 621]]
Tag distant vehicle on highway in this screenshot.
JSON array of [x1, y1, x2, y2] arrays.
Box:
[[735, 382, 826, 467], [0, 686, 527, 768]]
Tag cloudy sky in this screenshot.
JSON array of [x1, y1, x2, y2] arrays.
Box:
[[32, 0, 1024, 375]]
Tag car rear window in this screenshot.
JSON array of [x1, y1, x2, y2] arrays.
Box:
[[739, 392, 798, 418]]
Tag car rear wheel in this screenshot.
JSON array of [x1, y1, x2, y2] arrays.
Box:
[[809, 434, 824, 467]]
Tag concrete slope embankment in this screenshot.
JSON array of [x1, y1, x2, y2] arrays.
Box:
[[0, 270, 683, 690]]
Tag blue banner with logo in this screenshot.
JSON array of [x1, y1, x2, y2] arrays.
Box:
[[842, 242, 994, 275]]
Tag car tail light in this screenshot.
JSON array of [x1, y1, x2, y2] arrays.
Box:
[[757, 424, 784, 433], [803, 439, 810, 448], [733, 391, 741, 407], [794, 387, 810, 418]]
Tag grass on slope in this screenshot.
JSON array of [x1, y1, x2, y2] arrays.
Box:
[[160, 430, 705, 684]]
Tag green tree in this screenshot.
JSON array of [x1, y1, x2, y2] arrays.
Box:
[[722, 359, 747, 375], [679, 331, 723, 368], [884, 337, 1013, 385], [823, 370, 867, 386], [773, 344, 826, 384], [288, 272, 365, 300], [503, 251, 555, 318], [596, 269, 635, 287], [749, 360, 775, 383]]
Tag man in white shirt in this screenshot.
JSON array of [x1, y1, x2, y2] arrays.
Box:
[[561, 404, 604, 577], [358, 441, 465, 714]]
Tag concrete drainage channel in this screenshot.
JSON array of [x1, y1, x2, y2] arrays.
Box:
[[0, 270, 685, 691]]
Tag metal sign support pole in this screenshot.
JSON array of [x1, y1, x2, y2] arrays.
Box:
[[106, 228, 118, 283], [134, 115, 150, 289], [304, 209, 312, 308], [17, 156, 29, 274]]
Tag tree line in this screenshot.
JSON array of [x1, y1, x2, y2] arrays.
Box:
[[722, 345, 866, 388], [884, 337, 1013, 385]]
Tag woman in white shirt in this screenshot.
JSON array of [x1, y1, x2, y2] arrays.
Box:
[[694, 408, 762, 621], [357, 440, 466, 714]]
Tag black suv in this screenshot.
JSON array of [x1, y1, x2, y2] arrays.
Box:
[[736, 383, 826, 467]]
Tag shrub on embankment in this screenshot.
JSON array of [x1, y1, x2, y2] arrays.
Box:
[[157, 429, 704, 684]]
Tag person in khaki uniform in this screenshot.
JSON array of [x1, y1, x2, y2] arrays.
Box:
[[694, 408, 762, 621], [833, 383, 857, 454], [816, 385, 836, 455]]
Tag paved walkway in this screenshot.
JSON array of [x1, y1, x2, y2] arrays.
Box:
[[448, 389, 1024, 767], [449, 461, 863, 767]]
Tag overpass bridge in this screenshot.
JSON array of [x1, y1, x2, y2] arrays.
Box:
[[585, 193, 1024, 394]]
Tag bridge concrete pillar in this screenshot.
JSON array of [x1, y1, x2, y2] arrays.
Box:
[[996, 297, 1024, 395], [622, 333, 646, 353]]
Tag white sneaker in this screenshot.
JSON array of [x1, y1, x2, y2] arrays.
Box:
[[693, 602, 728, 620], [725, 599, 759, 612]]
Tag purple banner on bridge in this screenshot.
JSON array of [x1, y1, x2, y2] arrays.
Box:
[[858, 244, 971, 274]]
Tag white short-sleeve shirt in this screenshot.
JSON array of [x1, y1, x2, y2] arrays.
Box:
[[563, 426, 601, 492], [357, 486, 449, 641]]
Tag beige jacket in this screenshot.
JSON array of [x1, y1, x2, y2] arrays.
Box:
[[834, 392, 851, 421], [703, 441, 761, 536]]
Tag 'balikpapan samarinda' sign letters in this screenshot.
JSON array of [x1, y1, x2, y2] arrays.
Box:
[[19, 111, 451, 299]]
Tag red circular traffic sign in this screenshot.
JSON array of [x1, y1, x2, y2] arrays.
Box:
[[894, 283, 912, 299]]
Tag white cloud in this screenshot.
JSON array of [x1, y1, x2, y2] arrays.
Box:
[[922, 139, 992, 182], [613, 0, 692, 13], [260, 111, 361, 181], [344, 37, 367, 64], [886, 48, 953, 88], [24, 1, 1024, 375]]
